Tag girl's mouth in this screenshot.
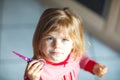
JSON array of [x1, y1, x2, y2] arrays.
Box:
[[52, 52, 61, 54], [50, 51, 63, 55]]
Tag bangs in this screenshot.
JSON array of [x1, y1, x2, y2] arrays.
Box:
[[42, 17, 73, 37]]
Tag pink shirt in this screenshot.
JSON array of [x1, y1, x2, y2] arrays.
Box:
[[24, 54, 97, 80]]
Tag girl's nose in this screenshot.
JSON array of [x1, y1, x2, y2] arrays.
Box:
[[53, 39, 61, 48]]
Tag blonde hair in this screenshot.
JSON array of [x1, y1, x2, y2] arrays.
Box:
[[33, 7, 85, 59]]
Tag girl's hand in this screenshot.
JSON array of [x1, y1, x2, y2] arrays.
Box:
[[25, 60, 44, 80], [92, 63, 108, 77]]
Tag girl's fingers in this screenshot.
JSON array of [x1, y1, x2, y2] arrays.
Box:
[[28, 62, 41, 73], [25, 59, 46, 80], [100, 66, 107, 75], [27, 60, 39, 71], [27, 59, 45, 71], [97, 65, 108, 77], [25, 61, 44, 80], [26, 60, 45, 73], [93, 64, 108, 77], [33, 62, 44, 74]]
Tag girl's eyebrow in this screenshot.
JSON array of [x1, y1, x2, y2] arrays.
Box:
[[42, 34, 53, 39], [43, 32, 70, 39], [45, 34, 53, 37]]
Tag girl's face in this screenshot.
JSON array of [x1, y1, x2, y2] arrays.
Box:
[[40, 31, 73, 63]]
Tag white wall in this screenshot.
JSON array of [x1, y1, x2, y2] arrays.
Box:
[[0, 0, 45, 80]]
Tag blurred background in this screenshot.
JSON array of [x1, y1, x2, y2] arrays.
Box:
[[0, 0, 120, 80]]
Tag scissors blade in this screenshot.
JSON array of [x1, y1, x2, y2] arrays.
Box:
[[12, 51, 31, 62]]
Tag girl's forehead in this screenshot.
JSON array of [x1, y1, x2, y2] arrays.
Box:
[[47, 31, 70, 38]]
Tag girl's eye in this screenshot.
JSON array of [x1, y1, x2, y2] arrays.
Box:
[[63, 38, 69, 42], [47, 37, 54, 41]]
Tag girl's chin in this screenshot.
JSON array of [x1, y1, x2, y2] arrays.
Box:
[[45, 56, 61, 62], [46, 53, 69, 63], [48, 57, 66, 63]]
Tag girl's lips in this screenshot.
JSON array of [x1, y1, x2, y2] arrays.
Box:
[[53, 52, 61, 54], [51, 51, 63, 54]]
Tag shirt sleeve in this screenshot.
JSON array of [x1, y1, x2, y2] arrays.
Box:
[[79, 54, 97, 73]]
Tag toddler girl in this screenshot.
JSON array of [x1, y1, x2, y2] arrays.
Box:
[[24, 7, 107, 80]]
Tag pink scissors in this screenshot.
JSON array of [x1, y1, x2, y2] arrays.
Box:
[[12, 51, 46, 66]]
